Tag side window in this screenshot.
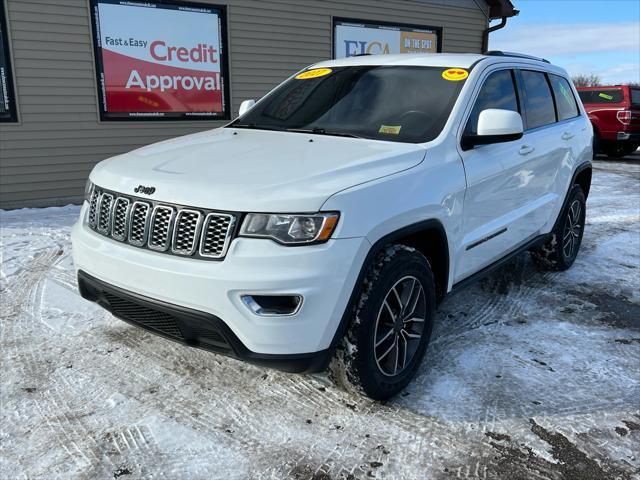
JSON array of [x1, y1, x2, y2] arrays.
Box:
[[520, 70, 556, 129], [549, 74, 579, 121], [465, 69, 518, 135]]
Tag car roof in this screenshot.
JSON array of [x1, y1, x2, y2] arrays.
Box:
[[310, 52, 560, 71]]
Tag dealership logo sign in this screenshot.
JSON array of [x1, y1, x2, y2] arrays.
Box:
[[342, 40, 391, 57], [334, 19, 440, 59]]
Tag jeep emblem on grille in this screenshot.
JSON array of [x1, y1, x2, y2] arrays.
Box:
[[134, 185, 156, 195]]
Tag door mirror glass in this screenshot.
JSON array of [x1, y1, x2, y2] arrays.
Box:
[[462, 109, 523, 149], [238, 99, 256, 117]]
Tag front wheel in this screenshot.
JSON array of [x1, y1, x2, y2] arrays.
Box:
[[530, 185, 586, 271], [329, 245, 436, 400]]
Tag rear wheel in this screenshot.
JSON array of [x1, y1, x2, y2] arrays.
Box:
[[530, 185, 586, 271], [329, 245, 435, 400]]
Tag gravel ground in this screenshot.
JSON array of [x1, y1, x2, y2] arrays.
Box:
[[1, 157, 639, 480]]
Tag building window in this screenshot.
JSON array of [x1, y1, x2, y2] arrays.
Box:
[[0, 0, 17, 123], [333, 17, 442, 59], [89, 0, 230, 121]]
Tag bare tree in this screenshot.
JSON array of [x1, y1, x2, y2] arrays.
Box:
[[572, 74, 602, 87]]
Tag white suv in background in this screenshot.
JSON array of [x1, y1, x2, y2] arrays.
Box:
[[72, 52, 593, 399]]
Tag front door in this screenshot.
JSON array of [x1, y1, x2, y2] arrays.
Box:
[[454, 67, 564, 282]]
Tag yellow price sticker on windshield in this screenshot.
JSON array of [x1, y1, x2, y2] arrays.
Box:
[[598, 92, 613, 100], [295, 68, 333, 80], [379, 125, 402, 135], [442, 68, 468, 81]]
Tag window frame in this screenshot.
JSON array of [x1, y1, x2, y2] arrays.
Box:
[[0, 0, 18, 123], [548, 73, 580, 122], [463, 68, 521, 136], [515, 69, 560, 131]]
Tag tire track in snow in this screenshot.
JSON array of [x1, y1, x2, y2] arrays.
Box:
[[2, 247, 111, 474], [3, 165, 639, 479]]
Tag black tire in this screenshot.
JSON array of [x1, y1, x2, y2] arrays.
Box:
[[606, 142, 638, 159], [592, 131, 600, 159], [329, 245, 436, 400], [530, 185, 586, 271]]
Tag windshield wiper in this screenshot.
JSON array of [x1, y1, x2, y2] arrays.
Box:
[[228, 123, 285, 132], [286, 127, 364, 139]]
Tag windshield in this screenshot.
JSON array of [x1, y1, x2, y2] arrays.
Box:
[[229, 66, 468, 143]]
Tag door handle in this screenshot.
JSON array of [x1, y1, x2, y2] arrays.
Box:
[[562, 132, 575, 140], [519, 145, 535, 155]]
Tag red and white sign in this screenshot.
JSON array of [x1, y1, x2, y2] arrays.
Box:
[[91, 1, 229, 120]]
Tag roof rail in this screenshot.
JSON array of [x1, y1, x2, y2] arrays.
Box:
[[485, 50, 550, 64]]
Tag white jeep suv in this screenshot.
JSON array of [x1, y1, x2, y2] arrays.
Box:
[[72, 52, 593, 399]]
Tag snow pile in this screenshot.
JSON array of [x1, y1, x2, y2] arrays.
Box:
[[1, 161, 638, 479]]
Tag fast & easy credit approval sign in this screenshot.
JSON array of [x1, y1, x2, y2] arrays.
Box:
[[90, 0, 230, 120], [334, 18, 442, 59]]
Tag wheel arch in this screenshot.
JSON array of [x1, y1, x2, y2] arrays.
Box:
[[574, 161, 592, 199], [326, 219, 449, 360], [549, 161, 592, 235]]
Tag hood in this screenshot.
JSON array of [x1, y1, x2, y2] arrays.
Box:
[[91, 127, 426, 212]]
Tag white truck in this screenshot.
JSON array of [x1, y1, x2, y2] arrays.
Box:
[[72, 52, 593, 399]]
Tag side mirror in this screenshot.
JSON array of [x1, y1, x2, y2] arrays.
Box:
[[238, 99, 256, 117], [462, 109, 524, 150]]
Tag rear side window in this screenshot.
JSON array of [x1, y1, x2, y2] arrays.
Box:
[[465, 69, 518, 135], [577, 89, 624, 104], [549, 75, 579, 121], [631, 88, 640, 106], [520, 70, 556, 129]]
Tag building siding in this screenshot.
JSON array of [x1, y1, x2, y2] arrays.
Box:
[[0, 0, 488, 209]]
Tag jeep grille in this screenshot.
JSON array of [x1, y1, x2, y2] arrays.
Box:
[[86, 186, 236, 260]]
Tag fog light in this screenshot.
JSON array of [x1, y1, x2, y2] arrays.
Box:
[[242, 294, 302, 316]]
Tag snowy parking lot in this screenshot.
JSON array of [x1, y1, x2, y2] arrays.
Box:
[[1, 157, 639, 480]]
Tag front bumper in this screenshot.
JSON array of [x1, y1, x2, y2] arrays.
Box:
[[78, 271, 328, 373], [71, 204, 369, 361]]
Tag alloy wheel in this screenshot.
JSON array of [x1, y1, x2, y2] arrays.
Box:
[[373, 276, 427, 377], [562, 199, 582, 259]]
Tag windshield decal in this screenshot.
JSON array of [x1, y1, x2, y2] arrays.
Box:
[[295, 68, 333, 80], [442, 68, 468, 81], [379, 125, 402, 135], [598, 92, 614, 101]]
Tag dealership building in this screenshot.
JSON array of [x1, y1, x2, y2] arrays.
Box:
[[0, 0, 516, 209]]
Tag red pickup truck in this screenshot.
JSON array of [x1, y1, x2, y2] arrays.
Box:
[[577, 85, 640, 158]]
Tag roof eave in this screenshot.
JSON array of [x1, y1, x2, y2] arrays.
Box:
[[485, 0, 518, 19]]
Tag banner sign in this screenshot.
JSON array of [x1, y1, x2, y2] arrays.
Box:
[[333, 18, 442, 59], [0, 0, 17, 122], [90, 0, 230, 121]]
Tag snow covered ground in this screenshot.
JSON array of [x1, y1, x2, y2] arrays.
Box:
[[1, 159, 639, 480]]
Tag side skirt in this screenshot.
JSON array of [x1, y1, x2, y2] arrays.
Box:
[[450, 233, 549, 293]]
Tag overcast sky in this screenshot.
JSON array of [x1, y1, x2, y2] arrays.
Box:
[[490, 0, 640, 84]]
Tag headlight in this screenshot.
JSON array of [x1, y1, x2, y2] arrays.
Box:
[[84, 179, 94, 202], [239, 212, 339, 245]]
